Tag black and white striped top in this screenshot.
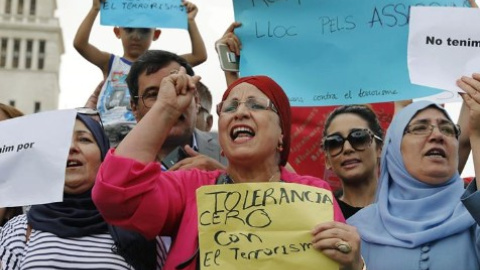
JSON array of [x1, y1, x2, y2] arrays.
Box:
[[0, 215, 133, 269]]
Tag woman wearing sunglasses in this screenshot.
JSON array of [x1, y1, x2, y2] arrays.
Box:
[[93, 70, 365, 270], [322, 105, 384, 219], [347, 71, 480, 270]]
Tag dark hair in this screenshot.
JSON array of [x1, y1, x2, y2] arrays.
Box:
[[126, 50, 194, 104], [323, 104, 384, 143], [196, 81, 212, 112]]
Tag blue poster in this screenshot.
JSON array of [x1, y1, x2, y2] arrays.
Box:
[[233, 0, 470, 106], [101, 0, 187, 29]]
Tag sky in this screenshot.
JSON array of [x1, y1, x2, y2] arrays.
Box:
[[54, 0, 475, 177]]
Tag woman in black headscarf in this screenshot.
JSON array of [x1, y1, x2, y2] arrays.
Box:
[[0, 113, 137, 269]]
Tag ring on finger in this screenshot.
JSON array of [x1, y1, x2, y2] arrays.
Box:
[[335, 240, 352, 254]]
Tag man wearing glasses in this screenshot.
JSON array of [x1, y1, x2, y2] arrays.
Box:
[[195, 81, 213, 132], [127, 49, 227, 170]]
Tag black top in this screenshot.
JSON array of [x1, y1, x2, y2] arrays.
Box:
[[336, 197, 364, 220]]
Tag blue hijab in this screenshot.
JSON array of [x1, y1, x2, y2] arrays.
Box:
[[348, 100, 475, 248]]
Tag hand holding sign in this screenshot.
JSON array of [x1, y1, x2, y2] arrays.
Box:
[[197, 183, 339, 270], [216, 22, 242, 57], [215, 22, 242, 84], [311, 221, 363, 270], [457, 73, 480, 136], [93, 0, 103, 11], [183, 1, 197, 21]]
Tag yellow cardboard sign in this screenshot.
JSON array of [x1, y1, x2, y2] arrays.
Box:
[[196, 182, 338, 270]]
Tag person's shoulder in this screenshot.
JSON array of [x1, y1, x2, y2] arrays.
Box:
[[118, 55, 133, 65], [0, 214, 28, 253], [193, 129, 221, 151], [194, 129, 218, 142], [193, 129, 228, 165], [1, 214, 27, 233], [346, 203, 377, 225]]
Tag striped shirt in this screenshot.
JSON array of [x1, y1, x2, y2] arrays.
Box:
[[0, 215, 133, 269]]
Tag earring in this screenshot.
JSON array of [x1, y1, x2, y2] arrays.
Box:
[[220, 149, 225, 157], [277, 143, 283, 152]]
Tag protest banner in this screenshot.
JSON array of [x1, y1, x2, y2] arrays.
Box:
[[233, 0, 469, 106], [197, 183, 337, 270], [100, 0, 187, 29], [408, 6, 480, 93], [0, 109, 76, 207]]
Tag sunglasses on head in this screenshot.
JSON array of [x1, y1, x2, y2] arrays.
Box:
[[322, 128, 382, 157]]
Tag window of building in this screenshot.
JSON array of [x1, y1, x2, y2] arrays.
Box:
[[0, 38, 7, 68], [29, 0, 36, 15], [17, 0, 24, 15], [25, 39, 33, 69], [38, 40, 45, 70], [34, 101, 41, 113], [9, 100, 15, 107], [5, 0, 12, 14], [12, 39, 20, 68]]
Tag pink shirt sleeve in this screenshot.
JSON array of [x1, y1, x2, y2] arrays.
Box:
[[333, 195, 346, 223], [92, 149, 189, 239]]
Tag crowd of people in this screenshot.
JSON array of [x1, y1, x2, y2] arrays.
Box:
[[1, 0, 480, 269]]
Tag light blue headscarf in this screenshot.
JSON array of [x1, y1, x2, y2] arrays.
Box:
[[348, 100, 475, 248]]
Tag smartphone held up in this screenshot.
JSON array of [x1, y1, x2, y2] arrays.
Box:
[[217, 43, 240, 72]]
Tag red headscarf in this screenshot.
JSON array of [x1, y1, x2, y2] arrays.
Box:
[[221, 76, 291, 166]]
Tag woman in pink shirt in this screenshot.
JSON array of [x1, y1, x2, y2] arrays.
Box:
[[93, 69, 363, 270]]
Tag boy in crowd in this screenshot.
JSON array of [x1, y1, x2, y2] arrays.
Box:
[[74, 0, 206, 146]]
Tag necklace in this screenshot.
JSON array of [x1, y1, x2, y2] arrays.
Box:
[[223, 171, 279, 184]]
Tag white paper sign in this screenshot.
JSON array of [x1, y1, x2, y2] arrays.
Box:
[[408, 6, 480, 93], [0, 109, 77, 207]]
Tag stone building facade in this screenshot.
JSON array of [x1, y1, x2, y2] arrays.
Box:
[[0, 0, 63, 114]]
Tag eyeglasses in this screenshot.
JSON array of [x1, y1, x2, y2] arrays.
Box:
[[322, 129, 382, 157], [216, 97, 277, 115], [75, 107, 104, 129], [134, 89, 158, 108], [404, 122, 460, 138]]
